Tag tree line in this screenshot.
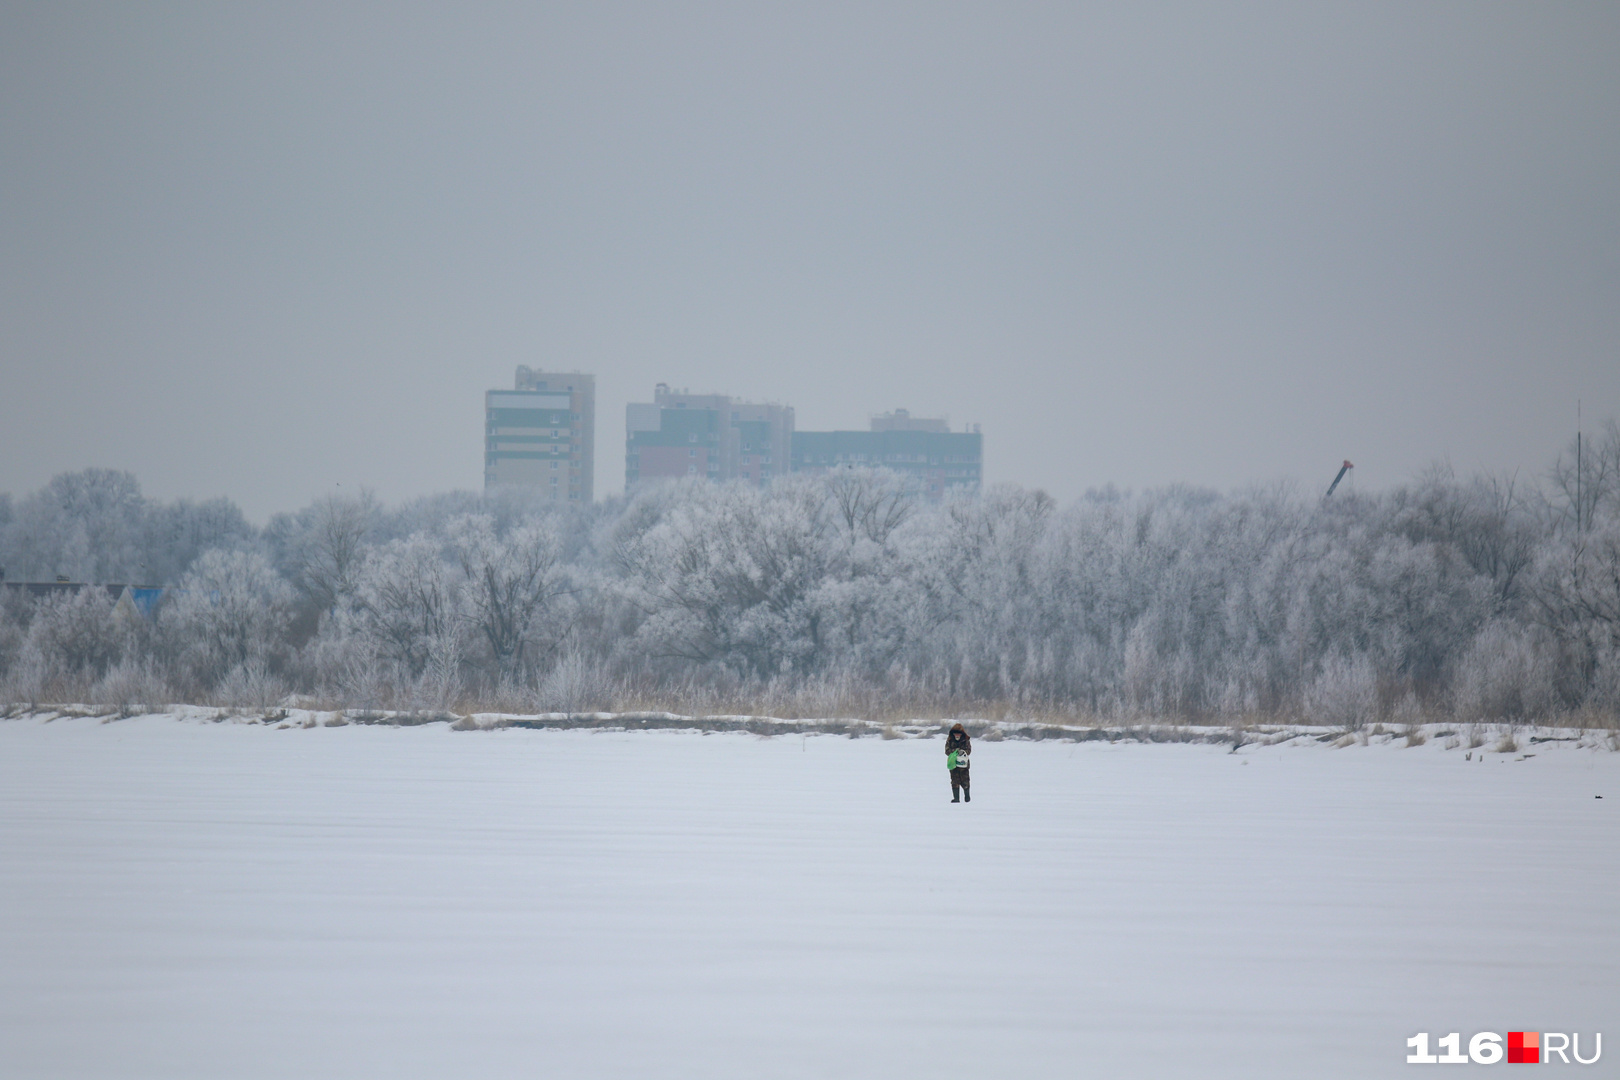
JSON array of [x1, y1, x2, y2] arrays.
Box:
[[3, 422, 1619, 725]]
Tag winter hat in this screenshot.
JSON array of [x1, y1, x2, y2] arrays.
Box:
[[950, 723, 965, 733]]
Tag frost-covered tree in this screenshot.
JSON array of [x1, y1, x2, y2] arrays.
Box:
[[264, 491, 378, 610], [0, 470, 255, 587], [1527, 518, 1620, 706], [160, 550, 294, 691], [451, 515, 569, 682], [23, 587, 126, 684], [140, 497, 256, 585], [615, 479, 847, 677], [1, 470, 148, 583], [349, 533, 464, 681], [1549, 419, 1620, 533], [10, 426, 1620, 723]]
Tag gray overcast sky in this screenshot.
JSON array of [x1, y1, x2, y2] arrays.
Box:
[[2, 3, 1617, 520]]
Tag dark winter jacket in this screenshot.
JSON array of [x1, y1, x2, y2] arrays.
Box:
[[945, 726, 971, 761]]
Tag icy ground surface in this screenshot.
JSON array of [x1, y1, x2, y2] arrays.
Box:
[[1, 717, 1615, 1079]]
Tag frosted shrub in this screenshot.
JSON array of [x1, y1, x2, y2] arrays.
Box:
[[1585, 644, 1620, 717], [214, 658, 288, 711], [1, 645, 50, 709], [91, 660, 171, 717], [1453, 622, 1556, 722], [410, 631, 464, 712], [0, 588, 30, 680], [306, 630, 389, 710], [1305, 654, 1377, 730], [534, 650, 612, 713], [1217, 677, 1260, 719], [1390, 691, 1425, 727]]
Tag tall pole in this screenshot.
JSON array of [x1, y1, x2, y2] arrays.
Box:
[[1324, 460, 1354, 499], [1577, 400, 1582, 533]]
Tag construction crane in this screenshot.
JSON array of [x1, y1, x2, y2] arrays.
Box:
[[1324, 460, 1354, 499]]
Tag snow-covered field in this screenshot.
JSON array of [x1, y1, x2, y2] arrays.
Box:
[[1, 715, 1615, 1079]]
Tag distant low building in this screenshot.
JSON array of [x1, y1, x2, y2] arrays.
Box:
[[791, 410, 982, 501], [625, 384, 794, 491], [1, 581, 166, 619], [868, 408, 950, 433], [485, 368, 595, 503]]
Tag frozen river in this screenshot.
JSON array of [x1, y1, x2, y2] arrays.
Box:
[[2, 715, 1615, 1078]]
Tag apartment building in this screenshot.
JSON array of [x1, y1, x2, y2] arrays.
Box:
[[484, 367, 595, 502], [625, 384, 793, 491], [790, 409, 982, 502]]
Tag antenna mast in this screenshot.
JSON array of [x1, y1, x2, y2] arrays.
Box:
[[1324, 460, 1354, 499]]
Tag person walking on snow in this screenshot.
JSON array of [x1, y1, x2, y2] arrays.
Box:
[[945, 723, 971, 802]]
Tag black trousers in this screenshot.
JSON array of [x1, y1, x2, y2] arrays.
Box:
[[950, 767, 970, 800]]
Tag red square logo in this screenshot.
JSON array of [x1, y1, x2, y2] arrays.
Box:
[[1507, 1032, 1540, 1064]]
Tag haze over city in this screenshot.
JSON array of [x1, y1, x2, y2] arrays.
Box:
[[3, 4, 1617, 519]]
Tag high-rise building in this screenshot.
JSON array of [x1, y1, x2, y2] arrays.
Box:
[[484, 368, 595, 503], [790, 409, 982, 502], [869, 408, 951, 433], [625, 384, 794, 491]]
